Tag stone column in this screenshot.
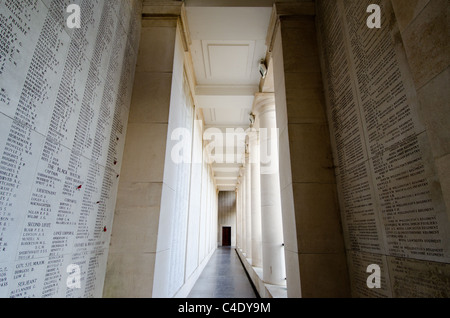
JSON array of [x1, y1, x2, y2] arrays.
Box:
[[235, 187, 241, 249], [249, 127, 263, 267], [239, 167, 247, 254], [106, 6, 184, 298], [254, 93, 286, 285], [236, 178, 243, 251], [244, 152, 252, 259]]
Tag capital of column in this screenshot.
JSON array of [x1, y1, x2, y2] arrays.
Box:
[[252, 93, 276, 118]]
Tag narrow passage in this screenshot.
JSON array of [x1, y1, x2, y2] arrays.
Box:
[[188, 247, 259, 298]]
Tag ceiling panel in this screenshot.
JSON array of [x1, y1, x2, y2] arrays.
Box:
[[202, 40, 255, 82]]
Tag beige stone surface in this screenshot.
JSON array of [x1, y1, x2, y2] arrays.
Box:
[[346, 251, 392, 298], [128, 72, 172, 124], [156, 184, 176, 252], [116, 182, 163, 209], [400, 0, 449, 89], [106, 14, 181, 299], [279, 184, 297, 252], [274, 75, 288, 133], [110, 206, 161, 253], [283, 249, 301, 297], [436, 154, 450, 214], [271, 5, 350, 297], [119, 123, 168, 183], [104, 252, 156, 298], [152, 246, 171, 297], [280, 17, 320, 70], [284, 55, 322, 74], [417, 68, 450, 159], [278, 127, 293, 189], [287, 123, 335, 184], [136, 26, 177, 72], [388, 256, 450, 297], [298, 252, 350, 298], [292, 183, 345, 254], [285, 88, 327, 124], [391, 0, 431, 32], [315, 0, 450, 298]]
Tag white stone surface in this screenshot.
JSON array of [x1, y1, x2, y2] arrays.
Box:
[[0, 0, 141, 297]]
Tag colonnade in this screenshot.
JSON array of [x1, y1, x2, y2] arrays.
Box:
[[236, 93, 286, 286]]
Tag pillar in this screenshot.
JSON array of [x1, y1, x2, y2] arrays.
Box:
[[244, 152, 252, 259], [249, 127, 263, 267], [266, 2, 350, 297], [236, 177, 243, 251], [235, 187, 241, 249], [239, 167, 247, 254], [254, 93, 286, 286], [105, 11, 181, 298]]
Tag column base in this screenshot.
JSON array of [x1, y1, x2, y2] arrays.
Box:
[[236, 248, 287, 298]]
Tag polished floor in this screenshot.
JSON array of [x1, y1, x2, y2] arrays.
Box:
[[188, 247, 259, 298]]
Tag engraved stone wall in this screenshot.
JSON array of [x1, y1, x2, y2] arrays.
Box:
[[0, 0, 141, 297], [317, 0, 450, 297]]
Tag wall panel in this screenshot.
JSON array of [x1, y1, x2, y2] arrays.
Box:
[[0, 0, 141, 297], [317, 0, 450, 297]]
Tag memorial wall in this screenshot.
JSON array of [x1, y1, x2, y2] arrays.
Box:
[[0, 0, 141, 297], [317, 0, 450, 297]]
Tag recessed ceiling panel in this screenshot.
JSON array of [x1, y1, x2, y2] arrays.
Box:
[[202, 40, 255, 82], [209, 45, 248, 79]]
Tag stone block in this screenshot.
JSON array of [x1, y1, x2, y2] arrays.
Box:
[[128, 72, 172, 124], [152, 248, 171, 297], [156, 183, 176, 252], [388, 256, 450, 297], [103, 252, 156, 298], [280, 184, 297, 252], [346, 251, 392, 298], [285, 75, 327, 124], [136, 26, 177, 72], [278, 127, 293, 189], [274, 75, 288, 133], [287, 123, 336, 184], [110, 206, 161, 253], [417, 68, 450, 159], [284, 249, 301, 298], [391, 0, 431, 32], [119, 123, 168, 183], [292, 183, 345, 254], [298, 252, 350, 298], [400, 0, 449, 88], [436, 154, 450, 213], [116, 182, 163, 209]]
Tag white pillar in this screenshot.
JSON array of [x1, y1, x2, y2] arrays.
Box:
[[236, 178, 243, 250], [254, 93, 286, 285], [239, 167, 246, 254], [236, 187, 240, 249], [244, 152, 252, 259], [249, 128, 262, 267]]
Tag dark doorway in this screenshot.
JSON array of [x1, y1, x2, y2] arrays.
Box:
[[222, 227, 231, 246]]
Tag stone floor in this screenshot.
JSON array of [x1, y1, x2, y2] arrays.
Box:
[[188, 247, 259, 298]]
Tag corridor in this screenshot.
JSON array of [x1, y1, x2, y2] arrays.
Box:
[[188, 248, 259, 298]]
